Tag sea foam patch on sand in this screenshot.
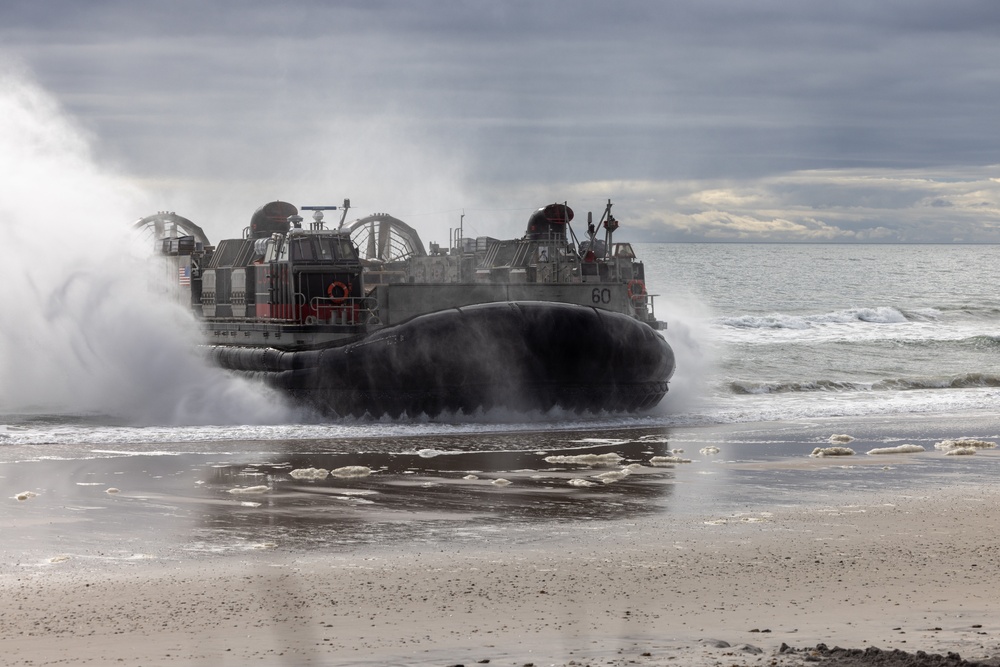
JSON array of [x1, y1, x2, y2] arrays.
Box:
[[935, 438, 996, 451], [810, 446, 855, 457], [544, 453, 623, 466], [866, 444, 925, 455]]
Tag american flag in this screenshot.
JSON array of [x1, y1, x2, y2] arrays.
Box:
[[178, 266, 191, 286]]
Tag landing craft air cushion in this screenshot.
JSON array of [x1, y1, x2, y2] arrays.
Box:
[[137, 200, 676, 417]]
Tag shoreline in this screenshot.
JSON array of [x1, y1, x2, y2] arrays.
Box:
[[3, 482, 1000, 666]]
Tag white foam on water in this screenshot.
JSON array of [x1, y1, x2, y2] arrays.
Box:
[[829, 434, 856, 443], [944, 447, 977, 456], [227, 485, 270, 494], [592, 469, 630, 484], [699, 446, 721, 455], [568, 478, 598, 487], [491, 478, 512, 486], [0, 413, 669, 449], [934, 438, 996, 451], [866, 445, 925, 455], [329, 466, 372, 478], [720, 306, 910, 331], [289, 468, 329, 480], [810, 447, 855, 457], [417, 448, 446, 458], [543, 453, 623, 466], [649, 455, 691, 465]]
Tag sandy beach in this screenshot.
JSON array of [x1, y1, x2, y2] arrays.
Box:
[[4, 477, 1000, 666]]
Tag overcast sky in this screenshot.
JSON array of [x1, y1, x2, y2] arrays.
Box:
[[3, 0, 1000, 243]]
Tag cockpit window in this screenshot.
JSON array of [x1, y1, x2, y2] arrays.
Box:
[[278, 234, 358, 263], [290, 238, 316, 261], [337, 238, 358, 260], [613, 243, 636, 259]]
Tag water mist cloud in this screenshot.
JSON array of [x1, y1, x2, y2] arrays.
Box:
[[0, 67, 295, 425]]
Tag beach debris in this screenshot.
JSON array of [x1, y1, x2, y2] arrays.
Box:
[[48, 555, 71, 564], [934, 438, 997, 451], [866, 444, 925, 455], [329, 466, 372, 478], [649, 455, 692, 465], [829, 434, 855, 443], [14, 491, 37, 501], [228, 485, 270, 495], [699, 446, 721, 455], [810, 446, 855, 457], [105, 487, 120, 494], [491, 478, 512, 486], [462, 474, 479, 480], [568, 478, 599, 487], [945, 447, 977, 456], [290, 467, 330, 480], [781, 643, 983, 665], [543, 453, 623, 466]]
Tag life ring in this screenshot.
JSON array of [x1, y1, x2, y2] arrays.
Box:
[[627, 279, 646, 300], [327, 281, 350, 305]]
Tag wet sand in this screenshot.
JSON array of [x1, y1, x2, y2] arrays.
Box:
[[3, 414, 1000, 665], [3, 482, 1000, 666]]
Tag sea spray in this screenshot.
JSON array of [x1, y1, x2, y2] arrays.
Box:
[[653, 294, 716, 416], [0, 68, 295, 425]]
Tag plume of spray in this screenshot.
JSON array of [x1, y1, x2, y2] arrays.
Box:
[[0, 67, 297, 425], [653, 294, 717, 418]]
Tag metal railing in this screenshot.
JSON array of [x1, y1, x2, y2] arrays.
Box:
[[304, 294, 380, 326]]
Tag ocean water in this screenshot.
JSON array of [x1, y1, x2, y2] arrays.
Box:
[[4, 242, 1000, 560], [643, 242, 1000, 425]]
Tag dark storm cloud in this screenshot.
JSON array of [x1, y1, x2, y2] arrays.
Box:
[[3, 0, 1000, 241]]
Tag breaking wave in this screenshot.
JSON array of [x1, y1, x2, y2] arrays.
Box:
[[718, 306, 935, 330], [933, 304, 1000, 318], [729, 372, 1000, 395]]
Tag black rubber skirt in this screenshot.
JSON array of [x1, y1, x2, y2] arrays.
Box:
[[210, 301, 675, 418]]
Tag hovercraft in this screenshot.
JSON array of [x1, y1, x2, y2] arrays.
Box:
[[137, 199, 675, 417]]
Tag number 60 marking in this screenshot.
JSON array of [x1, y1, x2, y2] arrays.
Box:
[[591, 288, 611, 304]]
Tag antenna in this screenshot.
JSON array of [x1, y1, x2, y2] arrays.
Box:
[[300, 200, 352, 231]]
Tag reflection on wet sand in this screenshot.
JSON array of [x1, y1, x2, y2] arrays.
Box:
[[203, 436, 679, 548], [0, 429, 681, 563]]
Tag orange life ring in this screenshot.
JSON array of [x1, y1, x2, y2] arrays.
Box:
[[627, 279, 646, 300], [327, 281, 350, 305]]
